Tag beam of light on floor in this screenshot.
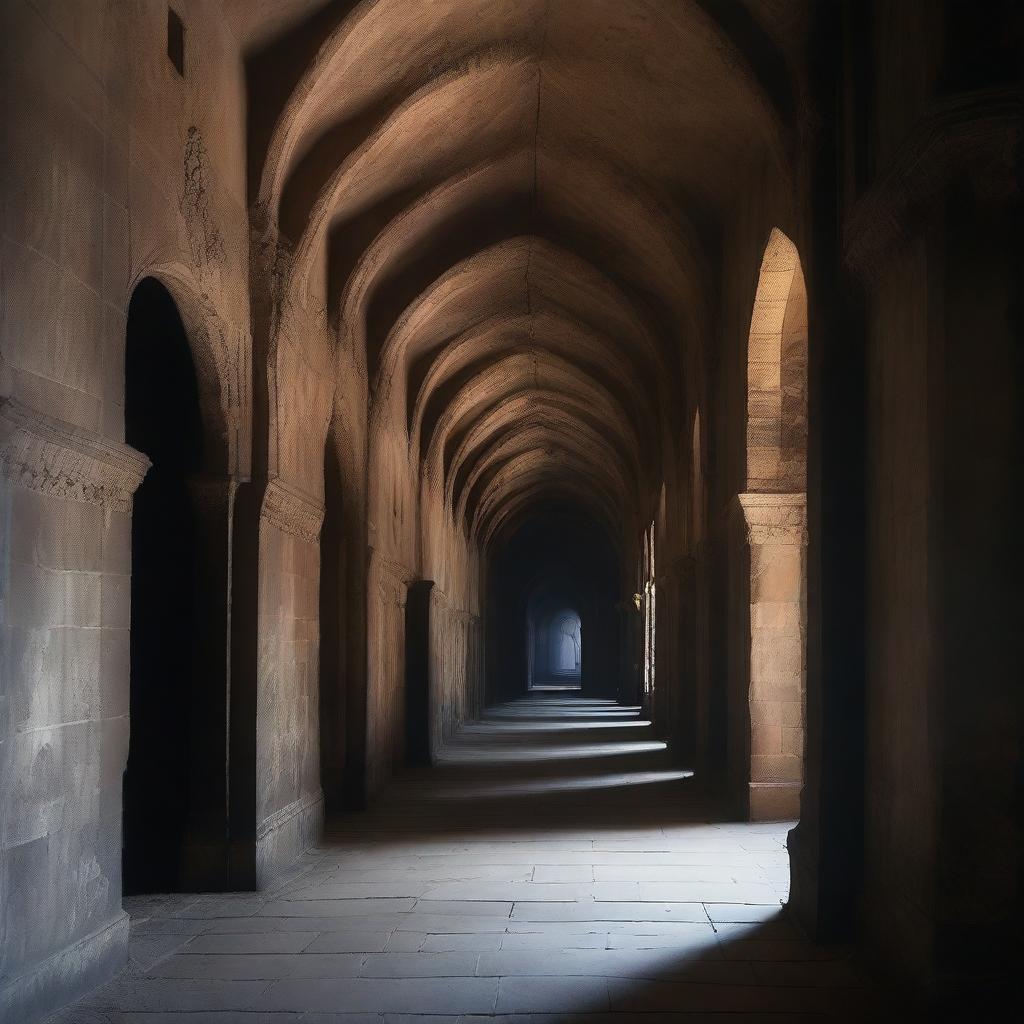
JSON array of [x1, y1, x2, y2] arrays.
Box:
[[438, 739, 669, 764], [462, 718, 654, 732], [428, 768, 696, 800]]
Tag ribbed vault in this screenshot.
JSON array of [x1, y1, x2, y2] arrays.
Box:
[[244, 0, 795, 565]]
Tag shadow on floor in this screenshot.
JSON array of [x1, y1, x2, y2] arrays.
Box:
[[54, 697, 889, 1022]]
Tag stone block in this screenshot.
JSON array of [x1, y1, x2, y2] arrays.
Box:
[[99, 572, 129, 628], [9, 486, 103, 571], [750, 600, 802, 630], [5, 720, 97, 856], [749, 782, 802, 822], [99, 626, 130, 718], [750, 635, 803, 687], [753, 268, 796, 304], [782, 726, 804, 757], [749, 298, 788, 335], [749, 700, 802, 728], [9, 365, 103, 434], [750, 680, 804, 705], [1, 238, 104, 403], [99, 715, 130, 820], [7, 561, 101, 628], [100, 509, 130, 574], [6, 624, 101, 731], [102, 109, 129, 208], [749, 547, 802, 602], [100, 399, 124, 443], [750, 724, 783, 755], [746, 448, 782, 484], [747, 331, 781, 364], [101, 197, 130, 307], [751, 753, 802, 785], [57, 122, 104, 293]]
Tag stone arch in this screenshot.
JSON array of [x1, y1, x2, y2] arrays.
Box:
[[732, 227, 808, 822], [745, 228, 807, 493], [129, 263, 245, 479]]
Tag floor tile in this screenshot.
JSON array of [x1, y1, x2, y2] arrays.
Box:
[[58, 698, 874, 1021]]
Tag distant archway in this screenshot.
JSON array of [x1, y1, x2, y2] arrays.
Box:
[[528, 603, 583, 690], [550, 609, 582, 675]]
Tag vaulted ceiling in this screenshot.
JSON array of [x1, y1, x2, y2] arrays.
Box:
[[240, 0, 800, 548]]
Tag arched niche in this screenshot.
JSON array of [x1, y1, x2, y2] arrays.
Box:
[[122, 277, 235, 894]]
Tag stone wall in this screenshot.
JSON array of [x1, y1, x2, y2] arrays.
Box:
[[1, 2, 1019, 1020], [791, 1, 1022, 1000], [859, 120, 1020, 991], [0, 2, 250, 1019]]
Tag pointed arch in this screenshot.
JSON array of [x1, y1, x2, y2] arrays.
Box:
[[733, 227, 809, 822], [746, 228, 807, 493]]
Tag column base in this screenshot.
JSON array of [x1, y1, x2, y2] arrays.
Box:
[[255, 789, 325, 888], [749, 781, 802, 821], [0, 911, 128, 1024]]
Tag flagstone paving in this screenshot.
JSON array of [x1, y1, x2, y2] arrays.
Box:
[[54, 698, 880, 1022]]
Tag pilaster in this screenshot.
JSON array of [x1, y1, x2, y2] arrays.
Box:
[[735, 493, 807, 821]]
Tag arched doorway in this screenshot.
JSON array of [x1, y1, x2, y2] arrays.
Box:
[[548, 609, 582, 676], [731, 228, 808, 821], [319, 421, 370, 810], [528, 599, 583, 691], [122, 278, 205, 894]]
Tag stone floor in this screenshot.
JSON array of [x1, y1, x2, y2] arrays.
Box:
[[56, 698, 881, 1022]]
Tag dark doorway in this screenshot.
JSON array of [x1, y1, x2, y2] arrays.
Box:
[[405, 580, 434, 765], [486, 508, 620, 704], [529, 605, 582, 690], [320, 434, 348, 807], [122, 278, 204, 895]]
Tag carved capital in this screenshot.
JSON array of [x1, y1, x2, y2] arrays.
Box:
[[0, 397, 150, 512], [735, 492, 807, 546], [260, 477, 324, 543]]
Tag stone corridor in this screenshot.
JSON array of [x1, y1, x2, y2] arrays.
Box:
[[58, 699, 877, 1021]]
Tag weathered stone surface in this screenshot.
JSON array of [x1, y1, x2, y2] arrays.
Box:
[[51, 700, 877, 1020], [1, 3, 1018, 1021]]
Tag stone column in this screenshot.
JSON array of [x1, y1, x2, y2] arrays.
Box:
[[735, 493, 807, 820]]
